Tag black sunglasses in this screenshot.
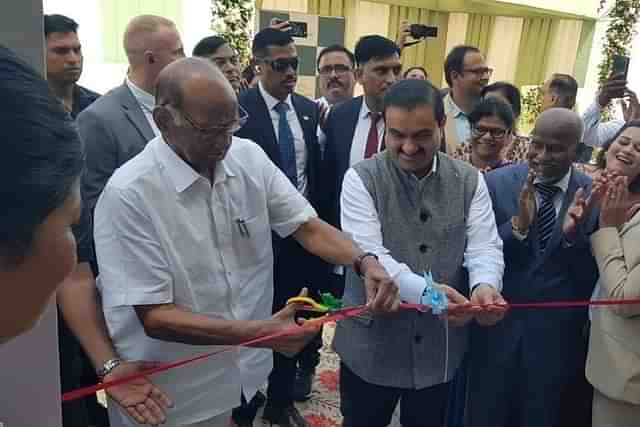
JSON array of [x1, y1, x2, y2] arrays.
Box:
[[263, 57, 299, 73]]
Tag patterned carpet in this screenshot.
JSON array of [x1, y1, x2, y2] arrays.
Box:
[[254, 322, 401, 427]]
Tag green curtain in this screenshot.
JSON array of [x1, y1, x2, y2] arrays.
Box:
[[101, 0, 183, 63], [388, 6, 449, 87], [465, 13, 495, 54], [514, 16, 558, 86]]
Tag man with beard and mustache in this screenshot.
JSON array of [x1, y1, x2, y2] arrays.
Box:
[[466, 109, 599, 427], [235, 28, 325, 427], [44, 14, 100, 118], [442, 45, 492, 154]]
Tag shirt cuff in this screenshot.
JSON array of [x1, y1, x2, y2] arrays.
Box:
[[397, 271, 427, 304], [469, 272, 503, 293]]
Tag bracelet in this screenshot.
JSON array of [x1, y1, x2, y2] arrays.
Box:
[[353, 252, 378, 278], [97, 358, 122, 381]]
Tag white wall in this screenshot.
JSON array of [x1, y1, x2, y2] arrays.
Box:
[[43, 0, 212, 94]]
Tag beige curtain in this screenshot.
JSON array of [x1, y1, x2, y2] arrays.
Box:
[[388, 6, 449, 87], [514, 17, 558, 86], [465, 13, 495, 54], [260, 0, 308, 12], [543, 19, 583, 80], [486, 16, 523, 83]]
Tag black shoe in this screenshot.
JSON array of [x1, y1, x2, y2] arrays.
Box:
[[292, 368, 314, 402], [232, 391, 266, 426], [263, 404, 308, 427]]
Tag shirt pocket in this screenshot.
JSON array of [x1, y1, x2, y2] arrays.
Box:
[[231, 210, 272, 269]]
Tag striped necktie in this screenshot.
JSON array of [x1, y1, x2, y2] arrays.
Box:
[[535, 182, 561, 252]]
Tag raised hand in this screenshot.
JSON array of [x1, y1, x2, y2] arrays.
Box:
[[600, 176, 631, 229], [513, 169, 537, 233], [104, 361, 174, 426]]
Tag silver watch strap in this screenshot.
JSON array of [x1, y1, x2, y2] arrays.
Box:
[[97, 358, 122, 380]]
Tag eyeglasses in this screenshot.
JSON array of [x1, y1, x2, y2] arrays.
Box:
[[262, 57, 299, 73], [471, 125, 509, 139], [318, 64, 352, 76], [171, 105, 249, 137], [463, 67, 493, 77]]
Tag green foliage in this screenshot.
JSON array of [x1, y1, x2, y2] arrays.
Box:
[[520, 85, 543, 134], [211, 0, 254, 66], [597, 0, 640, 118]]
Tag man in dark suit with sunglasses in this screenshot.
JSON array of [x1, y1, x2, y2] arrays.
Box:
[[235, 28, 324, 427]]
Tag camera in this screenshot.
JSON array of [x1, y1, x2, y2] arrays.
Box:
[[288, 21, 308, 38], [410, 24, 438, 39]]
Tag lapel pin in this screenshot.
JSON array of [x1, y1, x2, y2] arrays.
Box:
[[303, 115, 310, 121]]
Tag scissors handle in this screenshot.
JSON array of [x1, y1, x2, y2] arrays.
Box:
[[286, 296, 329, 313]]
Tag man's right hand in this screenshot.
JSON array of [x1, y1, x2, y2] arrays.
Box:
[[266, 288, 321, 357], [598, 73, 628, 108], [361, 256, 400, 314], [104, 361, 174, 426], [514, 169, 537, 233]]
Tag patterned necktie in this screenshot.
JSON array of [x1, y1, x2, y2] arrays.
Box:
[[364, 112, 382, 159], [275, 102, 298, 188], [535, 182, 561, 252]]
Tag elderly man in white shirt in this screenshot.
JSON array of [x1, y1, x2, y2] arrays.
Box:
[[95, 57, 399, 427]]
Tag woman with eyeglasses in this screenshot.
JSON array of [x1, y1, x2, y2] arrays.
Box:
[[564, 120, 640, 426], [452, 97, 514, 172]]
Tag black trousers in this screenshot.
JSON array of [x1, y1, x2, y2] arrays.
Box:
[[59, 311, 110, 427], [340, 362, 450, 427], [266, 236, 327, 411]]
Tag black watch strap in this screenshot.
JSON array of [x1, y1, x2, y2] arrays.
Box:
[[353, 252, 378, 278]]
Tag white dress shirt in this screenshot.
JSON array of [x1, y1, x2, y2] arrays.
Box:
[[350, 99, 385, 166], [95, 136, 316, 426], [581, 97, 625, 148], [340, 156, 504, 304], [125, 76, 161, 137], [258, 82, 308, 197]]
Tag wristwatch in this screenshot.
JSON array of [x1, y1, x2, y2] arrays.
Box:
[[353, 252, 378, 278], [97, 358, 122, 381]]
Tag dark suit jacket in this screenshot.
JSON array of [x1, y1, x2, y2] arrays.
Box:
[[321, 96, 363, 227], [77, 83, 155, 212], [236, 87, 328, 295], [236, 87, 323, 210], [472, 163, 599, 384]]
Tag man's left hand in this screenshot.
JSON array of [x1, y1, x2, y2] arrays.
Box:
[[104, 361, 174, 426], [470, 284, 507, 326]]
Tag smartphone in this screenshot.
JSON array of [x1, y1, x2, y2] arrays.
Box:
[[611, 55, 630, 98], [409, 24, 438, 39], [288, 21, 308, 38]]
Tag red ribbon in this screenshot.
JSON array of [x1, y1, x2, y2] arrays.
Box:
[[62, 298, 640, 403]]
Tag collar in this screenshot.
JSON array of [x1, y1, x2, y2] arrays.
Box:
[[359, 98, 382, 121], [126, 76, 155, 113], [259, 81, 294, 112], [393, 152, 439, 183], [444, 92, 466, 119], [534, 167, 572, 193], [153, 136, 235, 193]]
